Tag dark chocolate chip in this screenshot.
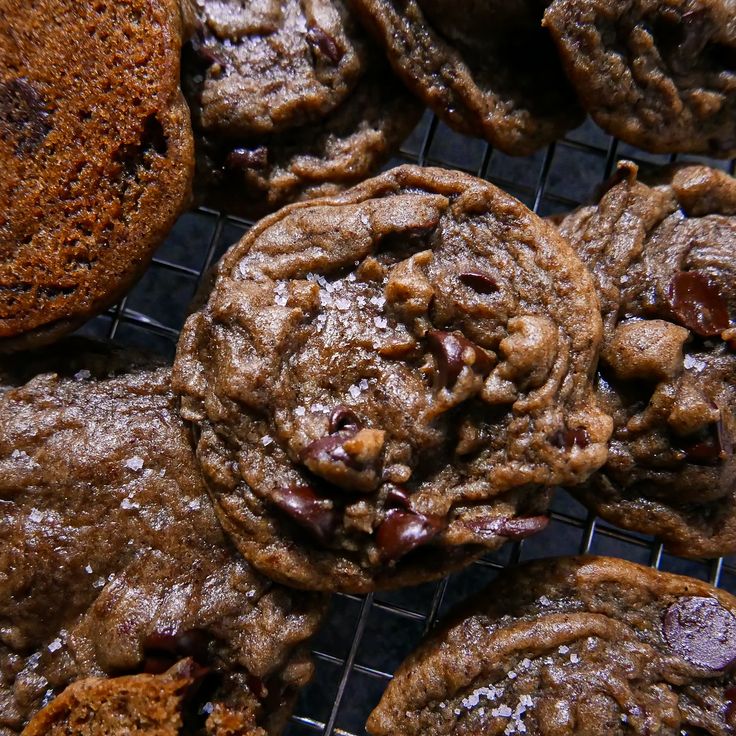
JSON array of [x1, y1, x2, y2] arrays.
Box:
[[306, 26, 343, 64], [663, 596, 736, 670], [464, 514, 550, 540], [330, 405, 362, 433], [226, 146, 269, 171], [376, 509, 443, 561], [460, 272, 499, 294], [246, 674, 268, 700], [270, 484, 338, 543], [426, 330, 493, 388], [303, 433, 354, 469], [666, 271, 730, 337], [0, 78, 51, 155], [675, 418, 731, 466], [385, 485, 410, 508], [551, 427, 590, 450]]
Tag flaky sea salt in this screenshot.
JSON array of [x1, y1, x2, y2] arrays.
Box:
[[125, 456, 144, 471]]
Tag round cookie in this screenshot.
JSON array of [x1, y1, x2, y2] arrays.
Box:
[[22, 661, 266, 736], [0, 0, 194, 352], [368, 556, 736, 735], [193, 59, 422, 218], [0, 340, 325, 734], [173, 165, 611, 593], [544, 0, 736, 157], [182, 0, 366, 137], [347, 0, 584, 155], [558, 162, 736, 557]]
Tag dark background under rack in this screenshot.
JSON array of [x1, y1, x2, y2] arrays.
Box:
[[76, 111, 736, 736]]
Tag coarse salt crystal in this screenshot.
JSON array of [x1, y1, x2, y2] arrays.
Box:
[[335, 298, 351, 311], [47, 639, 62, 653], [261, 435, 274, 447], [85, 564, 93, 574], [492, 705, 513, 718], [125, 456, 144, 471], [275, 295, 288, 306], [74, 369, 91, 381], [295, 406, 306, 416], [374, 317, 388, 329], [558, 645, 569, 654], [93, 577, 106, 588], [519, 658, 531, 670], [29, 509, 43, 523], [120, 498, 138, 510], [348, 384, 361, 399], [538, 596, 551, 606], [570, 653, 580, 664], [358, 378, 369, 391], [188, 499, 202, 510]]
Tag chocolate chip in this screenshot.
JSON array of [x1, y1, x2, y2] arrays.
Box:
[[226, 146, 268, 171], [0, 78, 51, 155], [464, 514, 550, 540], [460, 272, 499, 294], [246, 674, 268, 700], [270, 484, 338, 542], [306, 26, 343, 64], [551, 427, 590, 450], [385, 485, 410, 508], [663, 596, 736, 670], [666, 271, 730, 337], [375, 509, 443, 561], [675, 418, 731, 466], [426, 330, 493, 388], [329, 405, 362, 433]]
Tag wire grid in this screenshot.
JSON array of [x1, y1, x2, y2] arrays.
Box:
[[76, 111, 736, 736]]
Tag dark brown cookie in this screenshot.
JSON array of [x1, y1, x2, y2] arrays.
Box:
[[173, 165, 610, 593], [544, 0, 736, 157], [0, 0, 194, 352], [347, 0, 584, 155], [182, 0, 366, 137], [22, 660, 265, 736], [368, 556, 736, 736], [0, 341, 325, 734], [192, 58, 422, 218], [558, 162, 736, 557]]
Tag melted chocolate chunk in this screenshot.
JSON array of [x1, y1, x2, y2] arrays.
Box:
[[666, 271, 730, 337], [385, 485, 410, 508], [142, 629, 211, 674], [270, 484, 338, 542], [464, 514, 550, 540], [459, 272, 499, 294], [551, 427, 591, 450], [426, 330, 493, 388], [663, 596, 736, 670], [376, 509, 443, 561], [306, 26, 343, 64], [226, 146, 269, 171], [330, 405, 362, 433], [0, 78, 52, 155]]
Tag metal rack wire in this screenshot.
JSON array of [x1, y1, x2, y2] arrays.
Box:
[[77, 110, 736, 736]]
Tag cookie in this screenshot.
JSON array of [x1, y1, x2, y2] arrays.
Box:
[[22, 660, 265, 736], [347, 0, 584, 155], [0, 340, 325, 734], [368, 556, 736, 735], [193, 58, 422, 218], [558, 162, 736, 557], [0, 0, 194, 352], [544, 0, 736, 157], [173, 165, 610, 593], [182, 0, 366, 137]]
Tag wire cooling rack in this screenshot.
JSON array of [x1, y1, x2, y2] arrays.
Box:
[[77, 111, 736, 736]]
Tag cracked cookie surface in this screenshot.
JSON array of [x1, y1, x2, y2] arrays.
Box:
[[368, 556, 736, 736], [173, 165, 610, 592], [559, 162, 736, 557], [544, 0, 736, 157], [0, 340, 325, 735]]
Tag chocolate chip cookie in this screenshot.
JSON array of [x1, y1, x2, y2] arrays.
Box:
[[0, 0, 194, 351], [0, 340, 325, 734], [173, 165, 611, 593], [22, 660, 265, 736], [558, 162, 736, 557], [544, 0, 736, 157], [183, 0, 366, 137], [368, 556, 736, 736], [192, 58, 422, 218], [347, 0, 584, 155], [183, 1, 422, 218]]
